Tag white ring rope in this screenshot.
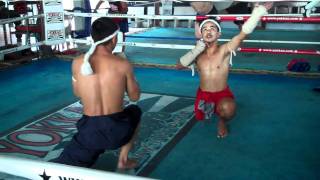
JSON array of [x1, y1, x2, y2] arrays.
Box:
[[64, 12, 320, 20], [170, 0, 315, 2], [67, 37, 320, 46], [0, 14, 44, 25], [0, 11, 317, 25], [110, 0, 315, 2], [1, 3, 319, 56], [0, 41, 44, 55], [65, 39, 320, 55], [6, 0, 42, 2], [0, 155, 151, 180], [114, 42, 320, 55]]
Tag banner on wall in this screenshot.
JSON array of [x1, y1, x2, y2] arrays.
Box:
[[42, 0, 65, 45], [161, 0, 173, 15]]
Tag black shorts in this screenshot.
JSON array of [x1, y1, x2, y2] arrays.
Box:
[[52, 105, 141, 167]]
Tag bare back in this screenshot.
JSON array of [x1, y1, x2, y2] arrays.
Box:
[[72, 53, 139, 116], [197, 45, 231, 92]]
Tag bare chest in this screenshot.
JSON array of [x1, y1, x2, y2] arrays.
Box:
[[197, 53, 229, 71]]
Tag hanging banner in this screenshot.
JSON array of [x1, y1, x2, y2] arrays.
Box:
[[42, 0, 65, 45], [161, 0, 173, 15]]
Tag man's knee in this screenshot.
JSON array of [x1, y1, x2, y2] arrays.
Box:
[[52, 140, 101, 168], [217, 99, 236, 120]]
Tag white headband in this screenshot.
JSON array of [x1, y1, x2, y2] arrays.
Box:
[[199, 19, 221, 34], [81, 29, 120, 76]]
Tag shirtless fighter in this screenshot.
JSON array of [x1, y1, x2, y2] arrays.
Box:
[[178, 2, 273, 138], [53, 17, 141, 169]]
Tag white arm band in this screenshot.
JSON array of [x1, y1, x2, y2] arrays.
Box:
[[180, 40, 206, 67], [305, 0, 320, 17], [242, 5, 268, 34], [305, 0, 320, 10]]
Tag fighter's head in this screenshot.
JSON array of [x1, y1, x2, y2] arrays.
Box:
[[199, 18, 221, 43], [81, 18, 119, 76], [91, 17, 119, 46]]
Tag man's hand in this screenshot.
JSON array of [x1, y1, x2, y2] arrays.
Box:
[[262, 2, 273, 11], [254, 2, 273, 11], [242, 2, 273, 35], [179, 40, 205, 67], [176, 60, 188, 70]]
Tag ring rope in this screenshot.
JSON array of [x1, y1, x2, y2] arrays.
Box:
[[0, 14, 43, 25], [66, 39, 320, 56], [111, 0, 316, 2], [203, 16, 320, 23], [126, 35, 320, 45], [1, 10, 319, 56], [64, 12, 320, 22], [0, 42, 44, 55], [1, 13, 319, 25], [0, 155, 148, 180], [173, 0, 314, 2], [238, 47, 320, 55]]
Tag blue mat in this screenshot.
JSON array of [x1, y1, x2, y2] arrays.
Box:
[[0, 93, 195, 178]]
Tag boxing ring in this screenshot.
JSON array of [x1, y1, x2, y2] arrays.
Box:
[[0, 0, 320, 180], [62, 10, 320, 76]]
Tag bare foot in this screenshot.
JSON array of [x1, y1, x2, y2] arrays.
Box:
[[217, 120, 228, 138], [117, 158, 137, 170]]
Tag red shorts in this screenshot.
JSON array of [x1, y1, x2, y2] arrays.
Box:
[[194, 86, 235, 120]]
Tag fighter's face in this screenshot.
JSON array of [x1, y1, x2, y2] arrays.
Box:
[[201, 22, 220, 43]]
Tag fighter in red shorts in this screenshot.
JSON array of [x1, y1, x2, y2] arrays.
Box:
[[177, 2, 273, 138], [194, 86, 234, 121]]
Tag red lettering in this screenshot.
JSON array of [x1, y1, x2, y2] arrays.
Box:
[[0, 140, 47, 157], [28, 120, 75, 133], [46, 113, 79, 123], [8, 130, 62, 146]]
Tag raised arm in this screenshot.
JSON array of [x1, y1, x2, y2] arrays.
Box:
[[125, 62, 140, 102], [71, 59, 80, 97], [223, 2, 273, 54], [176, 39, 206, 69]]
